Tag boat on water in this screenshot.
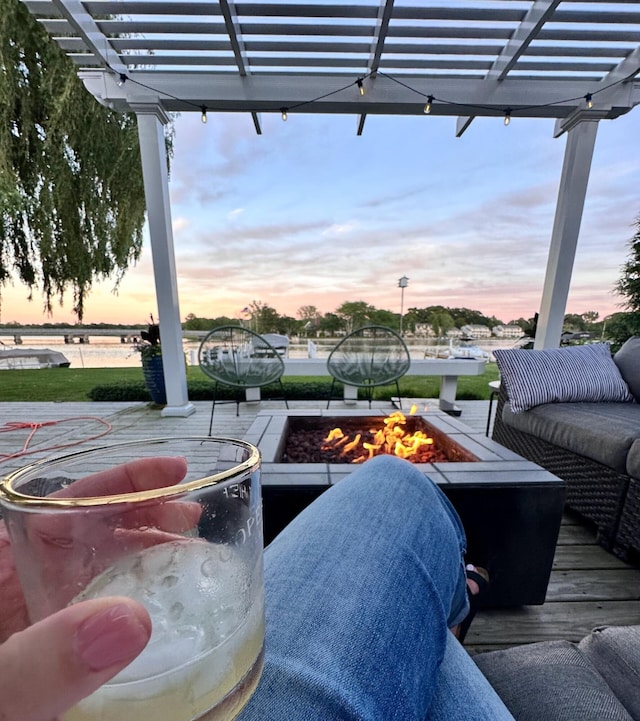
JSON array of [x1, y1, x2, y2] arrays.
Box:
[[0, 348, 71, 370], [426, 339, 491, 361]]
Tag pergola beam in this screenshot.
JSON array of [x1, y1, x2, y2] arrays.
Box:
[[491, 0, 562, 81], [219, 0, 247, 76], [599, 46, 640, 86], [218, 0, 262, 134], [456, 0, 562, 136], [48, 0, 126, 74], [79, 70, 638, 120], [369, 0, 395, 75], [360, 0, 406, 134]]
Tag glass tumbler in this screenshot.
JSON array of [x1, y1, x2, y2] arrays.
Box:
[[0, 437, 263, 721]]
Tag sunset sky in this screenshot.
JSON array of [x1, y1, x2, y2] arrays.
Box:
[[2, 104, 639, 326]]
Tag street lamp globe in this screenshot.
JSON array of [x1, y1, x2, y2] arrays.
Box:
[[398, 276, 409, 336]]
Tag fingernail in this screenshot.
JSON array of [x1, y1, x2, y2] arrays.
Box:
[[74, 603, 150, 671]]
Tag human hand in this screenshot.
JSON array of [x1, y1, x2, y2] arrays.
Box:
[[0, 455, 198, 720], [9, 455, 202, 618], [0, 595, 151, 721]]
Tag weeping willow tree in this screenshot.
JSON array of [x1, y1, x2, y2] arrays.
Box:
[[0, 0, 152, 320]]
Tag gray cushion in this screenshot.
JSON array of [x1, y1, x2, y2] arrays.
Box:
[[474, 639, 634, 721], [494, 344, 633, 414], [579, 626, 640, 720], [615, 337, 640, 403], [502, 401, 640, 474], [627, 440, 640, 479]]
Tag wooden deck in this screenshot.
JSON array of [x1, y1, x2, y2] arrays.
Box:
[[0, 398, 638, 653]]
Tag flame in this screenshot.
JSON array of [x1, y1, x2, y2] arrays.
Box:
[[322, 406, 436, 464]]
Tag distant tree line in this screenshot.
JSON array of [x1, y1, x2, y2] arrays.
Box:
[[0, 303, 627, 342], [180, 302, 613, 340]]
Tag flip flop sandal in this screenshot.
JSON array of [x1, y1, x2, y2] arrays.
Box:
[[457, 566, 490, 643]]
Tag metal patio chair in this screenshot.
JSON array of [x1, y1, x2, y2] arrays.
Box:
[[198, 325, 288, 434], [326, 325, 411, 409]]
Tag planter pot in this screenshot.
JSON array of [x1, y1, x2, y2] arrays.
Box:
[[142, 355, 167, 404]]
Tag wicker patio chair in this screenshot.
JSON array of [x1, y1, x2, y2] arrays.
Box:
[[326, 325, 411, 409], [198, 326, 288, 433]]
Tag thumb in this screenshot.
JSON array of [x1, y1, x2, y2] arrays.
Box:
[[0, 597, 151, 721]]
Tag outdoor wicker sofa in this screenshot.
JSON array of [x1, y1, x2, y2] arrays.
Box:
[[492, 338, 640, 564], [474, 624, 640, 721]]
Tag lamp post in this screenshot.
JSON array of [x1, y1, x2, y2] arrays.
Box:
[[398, 276, 409, 336]]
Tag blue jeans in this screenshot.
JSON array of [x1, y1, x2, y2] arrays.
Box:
[[239, 455, 515, 721]]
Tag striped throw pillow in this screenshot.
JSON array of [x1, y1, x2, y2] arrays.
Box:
[[493, 343, 634, 414]]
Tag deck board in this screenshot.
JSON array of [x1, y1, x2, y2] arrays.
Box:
[[467, 601, 640, 652], [546, 567, 640, 601], [552, 544, 631, 570]]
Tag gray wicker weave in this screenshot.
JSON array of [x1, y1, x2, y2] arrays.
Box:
[[616, 479, 640, 562], [492, 387, 638, 563]]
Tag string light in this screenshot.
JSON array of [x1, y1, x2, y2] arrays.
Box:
[[104, 63, 621, 128], [200, 106, 207, 123]]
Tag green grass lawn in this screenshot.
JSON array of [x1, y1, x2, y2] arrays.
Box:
[[0, 364, 500, 403]]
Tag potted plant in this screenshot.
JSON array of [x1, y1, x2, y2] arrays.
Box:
[[136, 316, 166, 404]]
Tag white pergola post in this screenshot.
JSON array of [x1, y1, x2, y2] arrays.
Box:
[[534, 117, 600, 350], [135, 107, 195, 417]]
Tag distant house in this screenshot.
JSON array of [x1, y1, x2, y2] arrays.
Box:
[[460, 324, 492, 339], [414, 323, 434, 337], [492, 324, 524, 339], [446, 328, 464, 339]]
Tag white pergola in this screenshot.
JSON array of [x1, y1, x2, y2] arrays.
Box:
[[22, 0, 640, 416]]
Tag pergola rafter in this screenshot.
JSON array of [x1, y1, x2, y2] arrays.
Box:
[[456, 0, 562, 136], [17, 0, 640, 416], [47, 0, 126, 73], [217, 0, 263, 133], [357, 0, 395, 134]]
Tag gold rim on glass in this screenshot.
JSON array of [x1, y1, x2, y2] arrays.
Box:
[[0, 436, 260, 509]]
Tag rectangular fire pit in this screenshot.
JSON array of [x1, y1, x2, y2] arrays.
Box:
[[245, 409, 566, 608], [280, 414, 479, 465]]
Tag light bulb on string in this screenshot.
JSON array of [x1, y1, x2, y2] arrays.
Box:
[[424, 95, 434, 114], [356, 78, 365, 96], [200, 106, 207, 124], [504, 108, 512, 126], [280, 107, 288, 121], [585, 93, 593, 109]]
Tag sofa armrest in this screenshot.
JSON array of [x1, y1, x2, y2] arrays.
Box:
[[474, 639, 634, 721], [579, 625, 640, 720]]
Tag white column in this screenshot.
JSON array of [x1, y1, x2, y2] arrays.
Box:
[[135, 107, 195, 417], [534, 118, 599, 349]]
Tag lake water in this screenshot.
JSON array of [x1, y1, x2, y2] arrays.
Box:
[[0, 336, 521, 369]]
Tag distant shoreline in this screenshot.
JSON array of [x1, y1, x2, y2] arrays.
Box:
[[0, 335, 511, 370]]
